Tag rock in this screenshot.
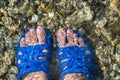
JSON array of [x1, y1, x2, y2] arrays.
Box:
[[26, 6, 35, 17], [10, 66, 18, 74], [110, 0, 120, 14], [110, 71, 114, 77], [115, 76, 120, 80], [111, 38, 119, 46], [48, 12, 54, 18], [0, 59, 8, 76], [66, 1, 93, 26], [101, 66, 108, 72], [115, 54, 120, 64], [20, 2, 29, 15], [99, 27, 112, 44], [0, 50, 15, 76], [2, 17, 12, 27], [9, 74, 17, 80], [31, 14, 39, 23], [9, 0, 18, 6], [95, 17, 107, 28], [78, 28, 85, 35], [112, 64, 119, 71]]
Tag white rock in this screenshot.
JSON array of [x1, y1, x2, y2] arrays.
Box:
[[96, 17, 107, 28], [66, 2, 93, 24], [110, 71, 114, 77], [112, 64, 118, 71], [31, 14, 38, 22], [79, 28, 85, 35], [10, 74, 17, 80], [48, 12, 54, 18], [115, 76, 120, 80]]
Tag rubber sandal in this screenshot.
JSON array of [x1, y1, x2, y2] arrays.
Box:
[[57, 30, 96, 80], [16, 28, 52, 80]]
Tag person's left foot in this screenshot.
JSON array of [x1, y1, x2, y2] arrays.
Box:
[[56, 28, 87, 80]]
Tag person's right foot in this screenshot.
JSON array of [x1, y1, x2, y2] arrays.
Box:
[[56, 28, 87, 80], [20, 26, 48, 80]]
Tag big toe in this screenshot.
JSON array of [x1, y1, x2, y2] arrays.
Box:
[[37, 26, 46, 44], [29, 29, 37, 45], [66, 29, 74, 46], [25, 32, 31, 46], [56, 28, 67, 47]]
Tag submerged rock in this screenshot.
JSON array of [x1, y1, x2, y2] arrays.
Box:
[[9, 74, 17, 80], [110, 0, 120, 14], [66, 1, 93, 26], [31, 14, 39, 23], [0, 50, 15, 76], [95, 17, 107, 28], [0, 0, 119, 80]]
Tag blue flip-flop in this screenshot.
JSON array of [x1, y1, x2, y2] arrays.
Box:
[[16, 28, 52, 80], [57, 30, 96, 80]]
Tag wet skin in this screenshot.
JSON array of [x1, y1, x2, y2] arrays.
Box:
[[19, 27, 86, 80]]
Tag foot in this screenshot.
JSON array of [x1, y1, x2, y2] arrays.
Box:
[[56, 28, 87, 80], [20, 26, 47, 80]]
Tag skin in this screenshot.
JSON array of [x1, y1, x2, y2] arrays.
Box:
[[19, 27, 86, 80]]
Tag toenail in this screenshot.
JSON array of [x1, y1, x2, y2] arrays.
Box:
[[59, 52, 63, 55], [85, 50, 89, 54], [18, 51, 23, 55], [18, 59, 21, 64], [42, 49, 48, 53]]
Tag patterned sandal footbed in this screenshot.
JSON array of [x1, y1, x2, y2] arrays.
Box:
[[16, 28, 52, 80], [57, 30, 96, 80]]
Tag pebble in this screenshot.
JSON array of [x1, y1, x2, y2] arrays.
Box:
[[112, 64, 119, 71], [10, 66, 18, 74], [110, 0, 120, 14], [110, 71, 114, 77], [96, 17, 107, 28], [48, 12, 54, 18], [79, 28, 85, 35], [115, 76, 120, 80], [9, 74, 17, 80], [66, 1, 93, 25], [31, 14, 39, 22], [115, 54, 120, 64]]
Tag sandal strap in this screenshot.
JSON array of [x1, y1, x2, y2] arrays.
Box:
[[16, 44, 52, 80], [58, 46, 96, 80]]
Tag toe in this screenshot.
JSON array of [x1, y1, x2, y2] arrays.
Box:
[[37, 26, 46, 44], [78, 38, 85, 46], [20, 38, 26, 47], [29, 29, 37, 45], [25, 32, 31, 45], [66, 29, 74, 46], [56, 28, 66, 47], [73, 34, 78, 45]]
